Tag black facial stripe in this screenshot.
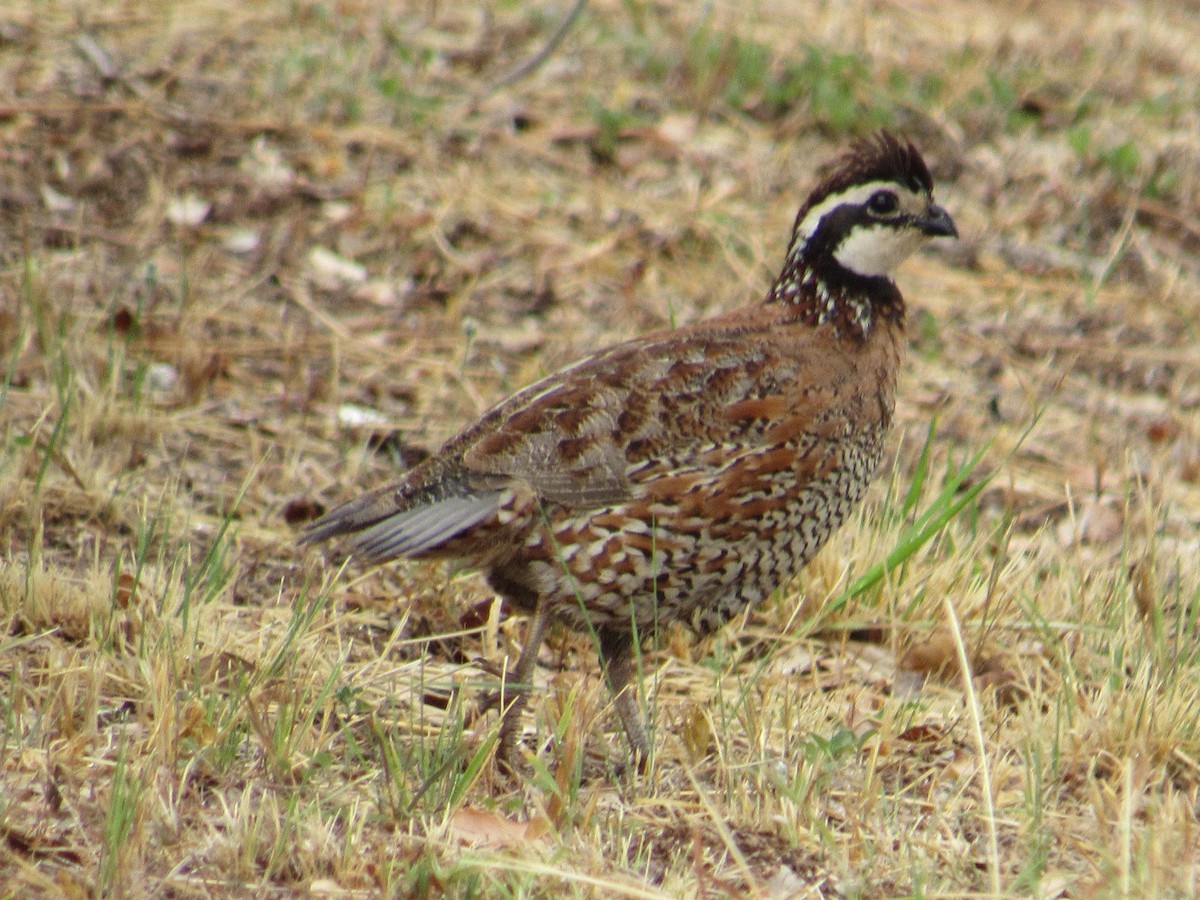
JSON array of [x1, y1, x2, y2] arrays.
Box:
[[805, 202, 904, 259]]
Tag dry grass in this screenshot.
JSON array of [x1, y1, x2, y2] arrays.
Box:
[[2, 0, 1200, 895]]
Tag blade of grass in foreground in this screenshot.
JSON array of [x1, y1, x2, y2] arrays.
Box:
[[827, 407, 1044, 616], [824, 441, 992, 616], [725, 410, 1045, 738]]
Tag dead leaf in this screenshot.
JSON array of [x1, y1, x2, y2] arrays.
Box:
[[110, 306, 137, 335], [447, 807, 545, 848], [654, 112, 697, 147], [184, 352, 229, 399], [308, 879, 350, 896], [146, 362, 178, 396], [978, 665, 1028, 708], [113, 572, 136, 609], [896, 723, 947, 744], [353, 279, 404, 306], [320, 201, 355, 225], [282, 497, 324, 525], [1145, 416, 1179, 444], [900, 629, 962, 680], [773, 644, 819, 677], [193, 652, 257, 691], [765, 864, 809, 898], [458, 597, 505, 630], [309, 247, 367, 291], [222, 227, 260, 254], [41, 184, 75, 214], [242, 137, 295, 191], [166, 193, 211, 227], [336, 403, 387, 429], [177, 699, 216, 746]]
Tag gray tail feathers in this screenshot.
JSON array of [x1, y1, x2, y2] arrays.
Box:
[[301, 483, 500, 563]]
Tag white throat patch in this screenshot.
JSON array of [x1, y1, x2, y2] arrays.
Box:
[[832, 224, 927, 277]]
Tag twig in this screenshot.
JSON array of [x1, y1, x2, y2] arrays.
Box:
[[73, 34, 118, 81], [486, 0, 587, 95], [1136, 197, 1200, 245]]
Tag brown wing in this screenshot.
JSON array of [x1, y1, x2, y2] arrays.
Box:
[[454, 304, 853, 504], [303, 304, 863, 561]]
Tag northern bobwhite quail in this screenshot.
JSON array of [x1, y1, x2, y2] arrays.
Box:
[[303, 132, 957, 767]]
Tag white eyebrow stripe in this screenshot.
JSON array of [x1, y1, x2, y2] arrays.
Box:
[[791, 180, 907, 247]]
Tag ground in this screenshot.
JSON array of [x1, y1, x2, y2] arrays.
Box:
[[2, 0, 1200, 896]]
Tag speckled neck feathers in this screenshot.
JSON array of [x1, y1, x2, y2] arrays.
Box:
[[767, 240, 905, 340]]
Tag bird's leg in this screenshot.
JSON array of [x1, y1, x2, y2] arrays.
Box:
[[492, 597, 552, 768], [598, 627, 651, 769]]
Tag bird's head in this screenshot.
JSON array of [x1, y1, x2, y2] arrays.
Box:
[[771, 132, 957, 333], [789, 131, 957, 277]]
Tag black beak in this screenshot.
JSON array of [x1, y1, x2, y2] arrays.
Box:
[[919, 203, 958, 238]]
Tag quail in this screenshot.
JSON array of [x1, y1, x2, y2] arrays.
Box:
[[303, 132, 958, 767]]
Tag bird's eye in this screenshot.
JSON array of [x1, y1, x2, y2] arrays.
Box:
[[866, 190, 899, 215]]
